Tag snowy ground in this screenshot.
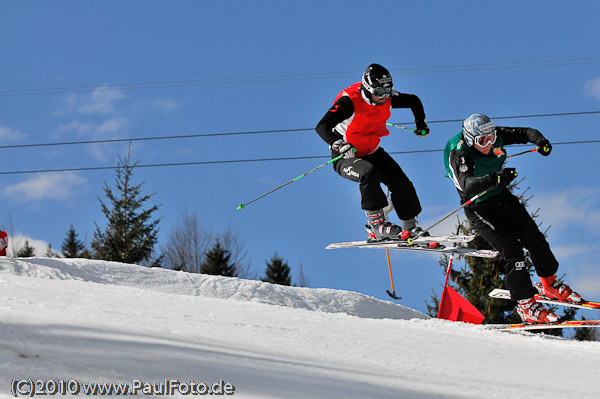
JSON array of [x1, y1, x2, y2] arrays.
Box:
[[1, 257, 599, 398]]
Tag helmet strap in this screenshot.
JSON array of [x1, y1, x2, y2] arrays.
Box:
[[360, 85, 377, 105]]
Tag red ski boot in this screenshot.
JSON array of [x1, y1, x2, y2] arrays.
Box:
[[538, 274, 583, 303], [516, 297, 558, 324]]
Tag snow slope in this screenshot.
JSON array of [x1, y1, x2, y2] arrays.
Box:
[[1, 257, 599, 399]]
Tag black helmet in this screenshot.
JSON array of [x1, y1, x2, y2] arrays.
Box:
[[362, 64, 393, 98]]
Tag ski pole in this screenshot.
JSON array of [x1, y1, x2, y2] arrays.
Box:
[[386, 122, 428, 136], [237, 151, 352, 210], [507, 147, 538, 159], [385, 248, 401, 300], [386, 122, 415, 131], [382, 188, 401, 300], [411, 188, 490, 241]]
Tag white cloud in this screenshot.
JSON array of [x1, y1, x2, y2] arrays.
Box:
[[96, 117, 129, 135], [584, 77, 600, 100], [2, 172, 87, 201], [529, 187, 600, 238], [528, 187, 600, 297], [52, 86, 125, 116], [558, 250, 600, 298], [0, 123, 28, 142], [52, 117, 130, 161], [551, 244, 591, 259], [417, 205, 464, 237], [4, 234, 51, 257], [54, 120, 97, 137], [78, 86, 125, 115], [574, 273, 600, 298], [54, 117, 128, 138]]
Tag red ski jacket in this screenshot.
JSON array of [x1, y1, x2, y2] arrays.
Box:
[[316, 82, 426, 157], [331, 82, 391, 157]]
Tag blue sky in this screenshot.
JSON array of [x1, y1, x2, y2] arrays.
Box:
[[2, 1, 600, 316]]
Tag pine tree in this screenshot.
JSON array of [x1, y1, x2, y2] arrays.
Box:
[[62, 224, 85, 258], [200, 240, 237, 277], [80, 248, 93, 259], [45, 244, 59, 258], [573, 317, 599, 341], [218, 226, 253, 279], [91, 155, 162, 266], [263, 253, 292, 286], [16, 240, 35, 257]]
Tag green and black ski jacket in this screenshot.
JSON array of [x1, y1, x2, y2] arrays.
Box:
[[444, 126, 547, 205]]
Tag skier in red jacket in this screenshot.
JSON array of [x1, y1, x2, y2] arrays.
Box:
[[0, 231, 8, 256], [316, 64, 429, 241]]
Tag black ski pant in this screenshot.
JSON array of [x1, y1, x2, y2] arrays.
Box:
[[332, 147, 422, 221], [464, 190, 559, 301]]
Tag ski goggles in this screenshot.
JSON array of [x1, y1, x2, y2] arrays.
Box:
[[371, 86, 392, 98], [474, 131, 497, 146]]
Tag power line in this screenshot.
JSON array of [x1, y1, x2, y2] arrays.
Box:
[[1, 57, 599, 97], [1, 140, 598, 176], [426, 110, 600, 124], [0, 128, 307, 150], [0, 155, 326, 175], [1, 110, 599, 151]]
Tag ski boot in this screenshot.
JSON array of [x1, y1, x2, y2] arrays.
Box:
[[365, 209, 403, 241], [537, 274, 583, 303], [516, 296, 558, 324]]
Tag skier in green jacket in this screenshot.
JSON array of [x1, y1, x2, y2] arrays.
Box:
[[444, 113, 582, 324]]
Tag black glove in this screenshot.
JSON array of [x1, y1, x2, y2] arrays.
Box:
[[493, 168, 518, 186], [414, 120, 429, 137], [331, 139, 355, 159], [537, 139, 552, 156]]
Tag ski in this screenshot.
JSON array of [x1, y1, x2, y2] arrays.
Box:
[[488, 288, 600, 311], [326, 240, 498, 258], [485, 319, 600, 331], [327, 233, 476, 247], [411, 234, 477, 244]]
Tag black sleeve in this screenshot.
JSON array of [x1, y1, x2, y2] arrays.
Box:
[[315, 96, 354, 145], [390, 91, 426, 125], [448, 149, 496, 198], [496, 126, 547, 146]]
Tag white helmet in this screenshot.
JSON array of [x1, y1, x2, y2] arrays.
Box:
[[462, 114, 495, 147]]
